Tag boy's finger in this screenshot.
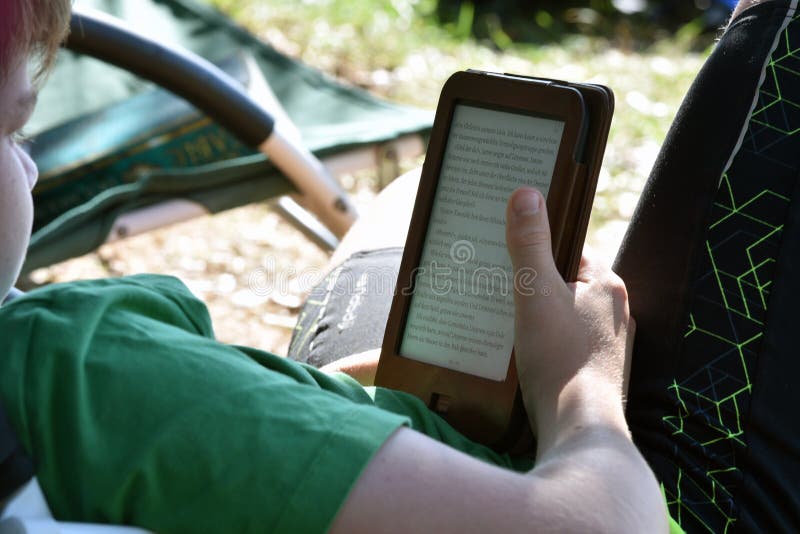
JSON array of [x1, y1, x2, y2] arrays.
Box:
[[576, 251, 618, 285], [505, 187, 560, 296], [576, 252, 605, 283]]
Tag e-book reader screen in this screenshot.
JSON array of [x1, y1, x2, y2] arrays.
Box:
[[399, 103, 565, 381]]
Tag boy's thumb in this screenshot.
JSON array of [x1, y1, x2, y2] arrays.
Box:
[[505, 187, 558, 284]]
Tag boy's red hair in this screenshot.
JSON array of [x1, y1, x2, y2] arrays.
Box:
[[0, 0, 72, 84]]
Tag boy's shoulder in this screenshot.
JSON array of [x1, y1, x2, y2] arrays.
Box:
[[8, 273, 190, 301], [0, 274, 214, 341]]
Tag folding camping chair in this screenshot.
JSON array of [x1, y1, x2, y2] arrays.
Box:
[[21, 0, 433, 274]]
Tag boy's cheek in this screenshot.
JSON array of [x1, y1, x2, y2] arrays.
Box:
[[13, 143, 38, 190], [0, 143, 35, 299]]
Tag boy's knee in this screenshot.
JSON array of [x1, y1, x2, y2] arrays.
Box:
[[329, 168, 420, 266]]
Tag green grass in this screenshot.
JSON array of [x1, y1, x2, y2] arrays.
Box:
[[201, 0, 713, 259]]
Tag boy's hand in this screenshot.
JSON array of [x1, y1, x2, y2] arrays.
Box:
[[320, 349, 381, 386], [505, 187, 634, 455]]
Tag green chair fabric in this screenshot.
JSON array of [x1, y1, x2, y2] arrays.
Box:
[[24, 0, 432, 273]]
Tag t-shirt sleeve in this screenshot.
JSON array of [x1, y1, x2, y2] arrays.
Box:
[[0, 275, 408, 533]]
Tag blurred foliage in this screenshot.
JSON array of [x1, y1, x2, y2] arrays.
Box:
[[208, 0, 455, 78], [433, 0, 732, 50], [209, 0, 728, 58]]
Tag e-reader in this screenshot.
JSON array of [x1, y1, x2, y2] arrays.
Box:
[[375, 70, 614, 450]]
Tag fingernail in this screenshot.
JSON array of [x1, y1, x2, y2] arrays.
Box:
[[512, 188, 541, 216]]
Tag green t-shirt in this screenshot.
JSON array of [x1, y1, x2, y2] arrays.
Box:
[[0, 275, 529, 533]]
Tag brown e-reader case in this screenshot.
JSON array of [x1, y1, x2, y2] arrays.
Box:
[[375, 70, 614, 451]]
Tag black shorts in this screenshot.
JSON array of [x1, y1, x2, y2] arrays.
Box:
[[291, 2, 800, 531], [287, 247, 402, 367]]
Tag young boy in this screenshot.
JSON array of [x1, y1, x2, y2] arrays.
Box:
[[0, 1, 670, 533]]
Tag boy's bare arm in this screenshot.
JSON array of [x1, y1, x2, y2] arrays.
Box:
[[321, 349, 380, 386], [332, 420, 661, 533], [330, 188, 667, 533]]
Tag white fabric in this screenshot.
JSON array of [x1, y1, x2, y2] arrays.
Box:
[[0, 480, 150, 534]]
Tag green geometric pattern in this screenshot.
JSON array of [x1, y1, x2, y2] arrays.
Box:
[[662, 10, 800, 533]]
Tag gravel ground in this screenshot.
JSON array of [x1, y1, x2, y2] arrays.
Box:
[[25, 173, 389, 356]]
